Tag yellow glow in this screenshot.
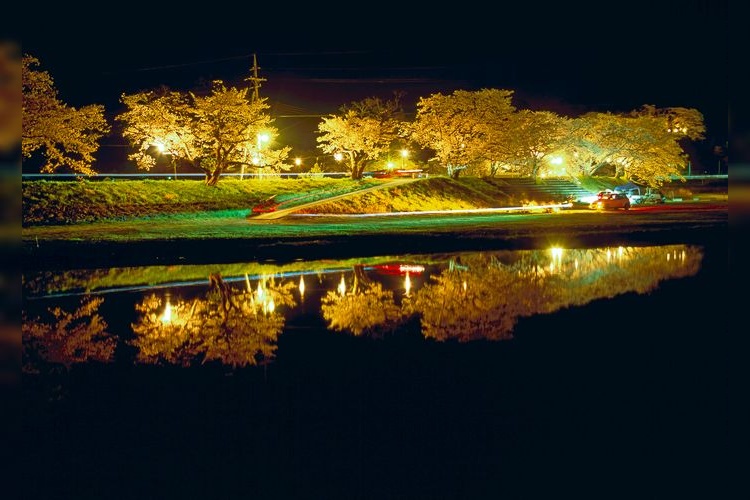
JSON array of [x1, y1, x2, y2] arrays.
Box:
[[338, 275, 346, 295], [404, 272, 411, 296], [154, 142, 166, 153], [549, 156, 563, 165], [401, 149, 409, 158], [257, 133, 270, 144], [334, 152, 343, 162], [161, 300, 172, 324], [462, 280, 467, 292], [387, 162, 394, 169], [294, 158, 302, 166], [299, 276, 305, 297]]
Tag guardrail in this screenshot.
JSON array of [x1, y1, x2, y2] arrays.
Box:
[[21, 172, 352, 181]]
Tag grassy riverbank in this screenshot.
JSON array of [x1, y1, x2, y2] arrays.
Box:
[[22, 176, 614, 226], [22, 175, 727, 227]]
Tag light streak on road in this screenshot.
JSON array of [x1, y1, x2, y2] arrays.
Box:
[[290, 203, 573, 218]]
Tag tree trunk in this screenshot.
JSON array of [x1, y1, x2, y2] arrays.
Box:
[[206, 168, 222, 186], [351, 164, 364, 180]]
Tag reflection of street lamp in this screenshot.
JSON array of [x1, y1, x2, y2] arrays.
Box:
[[161, 294, 173, 324]]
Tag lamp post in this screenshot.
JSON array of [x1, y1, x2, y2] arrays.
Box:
[[257, 133, 269, 178], [400, 148, 409, 170], [155, 142, 177, 180]]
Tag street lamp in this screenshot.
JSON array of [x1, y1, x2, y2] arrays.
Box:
[[400, 148, 409, 169], [154, 141, 177, 180]]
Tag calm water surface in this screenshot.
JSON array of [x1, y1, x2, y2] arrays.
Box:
[[22, 240, 730, 499]]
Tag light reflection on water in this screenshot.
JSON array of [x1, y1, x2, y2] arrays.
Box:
[[22, 243, 702, 371]]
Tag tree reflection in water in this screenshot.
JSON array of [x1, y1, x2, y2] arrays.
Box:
[[321, 245, 702, 342], [321, 264, 403, 336], [21, 245, 704, 368], [131, 273, 296, 367], [22, 295, 116, 373]]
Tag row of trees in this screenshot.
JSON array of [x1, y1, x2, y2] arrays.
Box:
[[22, 54, 706, 187]]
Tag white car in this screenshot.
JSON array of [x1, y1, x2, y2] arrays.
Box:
[[631, 189, 665, 205]]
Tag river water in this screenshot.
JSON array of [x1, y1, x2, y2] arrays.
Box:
[[21, 238, 730, 498]]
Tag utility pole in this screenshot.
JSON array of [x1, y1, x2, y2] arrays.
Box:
[[245, 53, 266, 102]]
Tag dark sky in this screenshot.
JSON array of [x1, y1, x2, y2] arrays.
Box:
[[22, 1, 729, 168]]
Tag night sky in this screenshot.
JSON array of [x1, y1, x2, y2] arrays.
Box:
[[21, 1, 729, 170]]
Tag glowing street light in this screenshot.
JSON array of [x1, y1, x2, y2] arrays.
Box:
[[154, 141, 177, 180], [294, 157, 302, 167], [334, 152, 343, 162], [400, 148, 409, 169], [256, 133, 270, 177]]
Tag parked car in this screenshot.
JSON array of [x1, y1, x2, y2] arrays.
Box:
[[632, 188, 666, 204], [589, 191, 631, 210], [614, 183, 665, 204]]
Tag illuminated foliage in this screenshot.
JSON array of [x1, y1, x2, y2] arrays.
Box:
[[562, 108, 704, 187], [410, 89, 516, 179], [631, 105, 706, 141], [131, 274, 296, 367], [22, 55, 110, 175], [22, 295, 116, 372], [321, 266, 404, 336], [406, 256, 537, 341], [118, 82, 290, 186], [316, 94, 404, 179], [494, 110, 568, 178]]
